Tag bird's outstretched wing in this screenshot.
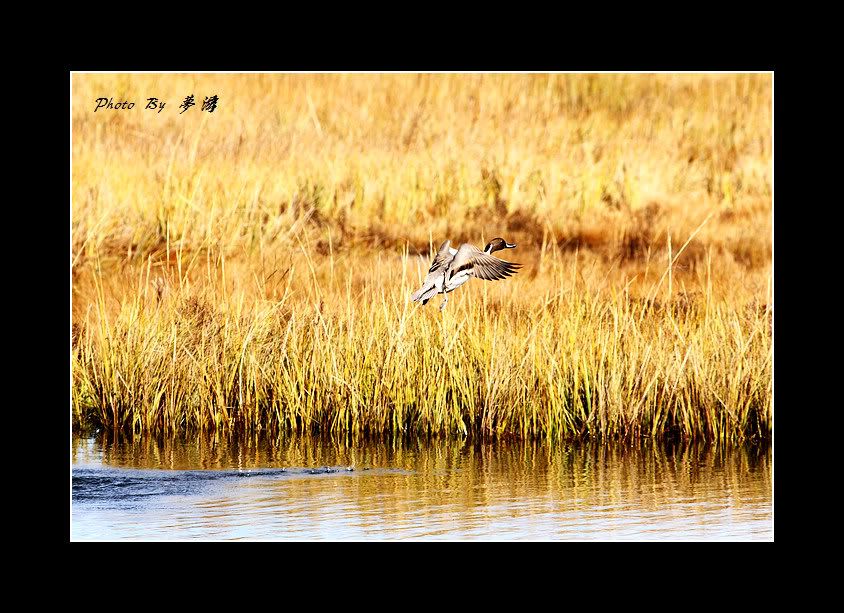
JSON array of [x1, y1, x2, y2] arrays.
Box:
[[448, 243, 522, 282], [427, 240, 455, 275], [411, 240, 455, 302]]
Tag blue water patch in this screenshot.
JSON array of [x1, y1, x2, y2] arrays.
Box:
[[72, 466, 407, 506]]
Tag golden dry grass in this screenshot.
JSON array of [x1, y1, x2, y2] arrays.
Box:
[[71, 73, 772, 442]]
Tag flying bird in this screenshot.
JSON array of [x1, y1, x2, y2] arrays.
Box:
[[410, 237, 521, 310]]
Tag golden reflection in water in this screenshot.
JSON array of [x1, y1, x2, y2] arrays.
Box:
[[73, 433, 771, 540]]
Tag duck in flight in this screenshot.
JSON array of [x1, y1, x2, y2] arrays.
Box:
[[410, 237, 521, 310]]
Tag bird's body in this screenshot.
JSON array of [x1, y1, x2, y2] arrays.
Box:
[[411, 237, 521, 310], [410, 240, 457, 305]]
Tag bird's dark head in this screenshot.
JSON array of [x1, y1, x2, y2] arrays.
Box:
[[484, 237, 517, 253]]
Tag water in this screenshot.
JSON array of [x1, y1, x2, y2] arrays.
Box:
[[71, 434, 773, 541]]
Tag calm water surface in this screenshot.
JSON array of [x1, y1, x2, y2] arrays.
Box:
[[71, 434, 772, 540]]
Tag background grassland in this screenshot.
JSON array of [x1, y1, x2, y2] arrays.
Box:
[[72, 73, 772, 442]]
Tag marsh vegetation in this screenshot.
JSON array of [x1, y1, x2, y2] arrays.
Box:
[[72, 73, 772, 442]]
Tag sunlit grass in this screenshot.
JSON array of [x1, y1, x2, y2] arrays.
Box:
[[72, 237, 771, 442], [71, 73, 772, 442]]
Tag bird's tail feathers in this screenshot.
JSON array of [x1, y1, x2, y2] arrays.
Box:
[[412, 285, 439, 304]]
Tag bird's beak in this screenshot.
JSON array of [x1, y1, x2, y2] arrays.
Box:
[[505, 242, 516, 248]]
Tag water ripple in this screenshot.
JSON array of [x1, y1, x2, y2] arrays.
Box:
[[72, 437, 772, 541]]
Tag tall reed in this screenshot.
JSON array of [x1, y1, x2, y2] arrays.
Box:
[[72, 238, 771, 442], [72, 73, 772, 442]]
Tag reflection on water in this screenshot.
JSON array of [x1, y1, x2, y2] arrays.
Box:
[[72, 433, 772, 541]]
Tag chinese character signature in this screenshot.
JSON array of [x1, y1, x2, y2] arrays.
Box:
[[94, 95, 220, 114]]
